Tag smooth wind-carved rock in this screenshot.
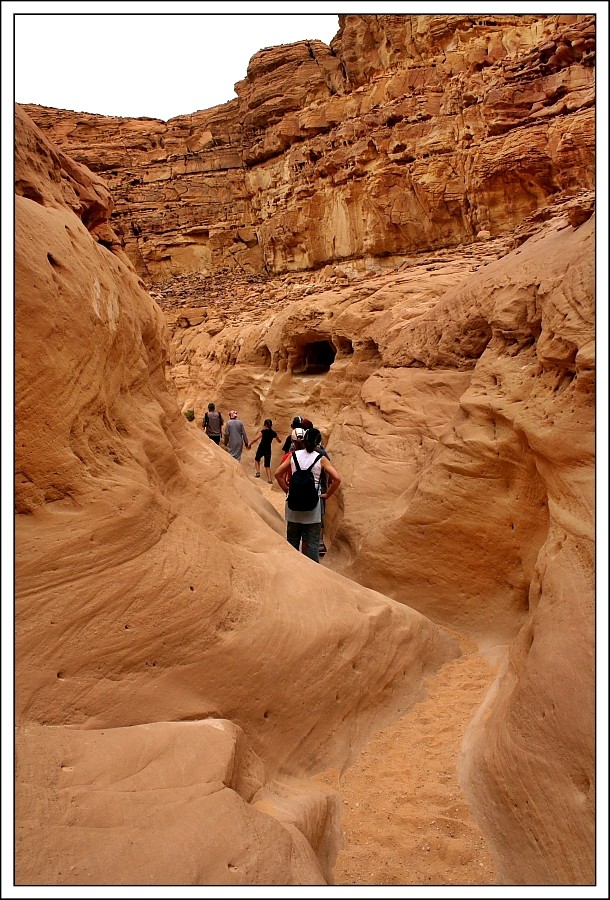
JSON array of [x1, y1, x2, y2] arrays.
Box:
[[15, 10, 596, 889], [15, 105, 458, 885]]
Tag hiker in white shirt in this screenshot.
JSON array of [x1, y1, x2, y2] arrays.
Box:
[[274, 427, 341, 563]]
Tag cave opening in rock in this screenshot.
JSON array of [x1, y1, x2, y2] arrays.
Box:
[[255, 345, 272, 367], [293, 340, 337, 375], [335, 336, 354, 356]]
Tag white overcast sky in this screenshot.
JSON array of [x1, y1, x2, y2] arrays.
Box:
[[10, 4, 342, 121], [9, 1, 610, 121]]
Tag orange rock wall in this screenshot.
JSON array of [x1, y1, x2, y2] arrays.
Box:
[[15, 105, 458, 885], [161, 198, 595, 887], [15, 10, 596, 889], [23, 13, 594, 282]]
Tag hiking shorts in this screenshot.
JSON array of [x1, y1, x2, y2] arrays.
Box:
[[255, 447, 271, 466]]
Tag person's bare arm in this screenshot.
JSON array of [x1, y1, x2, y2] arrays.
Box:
[[274, 457, 292, 494], [320, 458, 341, 500]]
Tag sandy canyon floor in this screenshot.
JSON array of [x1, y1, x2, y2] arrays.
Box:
[[252, 474, 499, 887]]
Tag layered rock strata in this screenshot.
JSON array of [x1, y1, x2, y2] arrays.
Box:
[[14, 9, 596, 889], [23, 13, 594, 281]]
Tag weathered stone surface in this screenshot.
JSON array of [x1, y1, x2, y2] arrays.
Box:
[[235, 40, 345, 130], [16, 720, 336, 885], [23, 13, 594, 282], [15, 10, 596, 889], [15, 105, 458, 886], [156, 193, 595, 885]]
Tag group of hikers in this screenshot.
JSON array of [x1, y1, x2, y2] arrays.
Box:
[[202, 404, 341, 563]]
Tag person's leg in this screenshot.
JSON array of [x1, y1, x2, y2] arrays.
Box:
[[319, 499, 327, 555], [286, 521, 303, 552], [210, 435, 220, 444], [302, 522, 321, 562], [264, 452, 272, 483], [255, 452, 261, 476]]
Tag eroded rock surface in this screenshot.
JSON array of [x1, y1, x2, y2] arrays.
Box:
[[156, 192, 595, 889], [24, 14, 594, 281], [16, 720, 337, 885], [15, 105, 457, 885], [15, 10, 596, 889]]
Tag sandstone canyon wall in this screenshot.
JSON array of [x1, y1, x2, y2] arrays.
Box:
[[14, 104, 458, 886], [16, 11, 596, 888], [24, 14, 594, 282]]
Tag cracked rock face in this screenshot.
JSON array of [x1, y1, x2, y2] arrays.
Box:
[[16, 10, 596, 888], [24, 13, 594, 283]]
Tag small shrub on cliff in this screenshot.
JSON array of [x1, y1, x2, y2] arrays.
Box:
[[184, 409, 195, 422]]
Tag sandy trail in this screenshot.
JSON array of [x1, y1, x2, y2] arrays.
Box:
[[257, 476, 500, 886], [314, 634, 499, 886]]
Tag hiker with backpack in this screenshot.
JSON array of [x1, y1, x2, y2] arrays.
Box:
[[203, 402, 223, 444], [281, 422, 331, 555], [274, 426, 341, 563]]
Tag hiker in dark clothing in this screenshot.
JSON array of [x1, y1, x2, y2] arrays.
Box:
[[250, 419, 281, 483], [309, 426, 331, 556], [282, 416, 303, 454], [281, 416, 313, 453], [203, 403, 223, 444]]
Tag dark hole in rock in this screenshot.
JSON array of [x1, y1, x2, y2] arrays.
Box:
[[293, 340, 336, 375]]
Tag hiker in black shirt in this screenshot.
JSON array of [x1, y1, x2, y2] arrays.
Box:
[[250, 419, 281, 483], [281, 416, 314, 453]]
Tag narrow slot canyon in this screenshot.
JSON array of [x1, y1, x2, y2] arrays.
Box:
[[14, 10, 596, 889]]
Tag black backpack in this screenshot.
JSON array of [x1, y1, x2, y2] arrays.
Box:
[[287, 452, 323, 511]]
